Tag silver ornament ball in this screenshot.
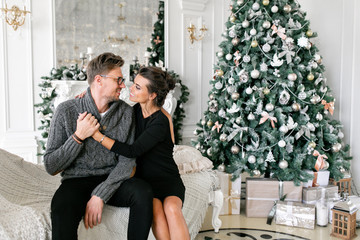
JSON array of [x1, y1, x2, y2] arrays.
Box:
[[292, 103, 301, 111], [250, 28, 257, 36], [278, 140, 286, 148], [287, 73, 297, 81], [271, 5, 279, 13], [242, 20, 250, 28], [207, 148, 212, 156], [201, 119, 206, 125], [251, 69, 260, 79], [248, 155, 256, 164], [217, 164, 225, 172], [252, 2, 260, 11], [228, 77, 235, 84], [217, 51, 224, 58], [265, 103, 274, 112], [246, 87, 253, 95], [283, 4, 292, 13], [252, 169, 261, 177], [279, 125, 289, 134], [262, 21, 271, 29], [220, 134, 227, 142], [232, 38, 240, 46], [226, 54, 233, 61], [279, 160, 289, 169], [332, 143, 342, 152], [231, 145, 240, 154]]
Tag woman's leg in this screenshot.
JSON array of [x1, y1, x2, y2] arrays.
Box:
[[163, 196, 190, 240], [152, 198, 170, 240]]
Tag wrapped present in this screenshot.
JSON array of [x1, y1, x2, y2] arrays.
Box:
[[217, 171, 241, 215], [303, 170, 329, 187], [246, 178, 302, 218], [348, 195, 360, 221], [302, 185, 340, 205], [275, 201, 315, 229]]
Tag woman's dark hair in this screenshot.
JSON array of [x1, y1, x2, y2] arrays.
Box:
[[87, 52, 124, 85], [139, 66, 176, 107]]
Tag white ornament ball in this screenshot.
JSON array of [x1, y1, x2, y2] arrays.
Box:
[[217, 163, 225, 172], [228, 77, 235, 85], [245, 87, 253, 95], [242, 20, 250, 28], [338, 131, 344, 139], [152, 52, 158, 57], [252, 2, 260, 11], [243, 55, 251, 62], [209, 93, 215, 100], [237, 0, 244, 5], [279, 125, 289, 134], [265, 103, 274, 112], [339, 167, 346, 174], [193, 129, 198, 135], [278, 140, 286, 148], [306, 122, 315, 131], [232, 92, 240, 100], [195, 143, 201, 150], [220, 134, 227, 142], [262, 21, 271, 29], [252, 169, 261, 177], [312, 62, 318, 69], [215, 81, 223, 90], [279, 160, 289, 169], [217, 51, 224, 58], [201, 119, 206, 125], [226, 53, 233, 61], [236, 117, 242, 124], [287, 73, 297, 81], [298, 91, 307, 100], [247, 113, 255, 120], [227, 86, 236, 94], [231, 145, 240, 154], [271, 5, 279, 13], [248, 155, 256, 164], [262, 43, 271, 52], [332, 143, 342, 152], [251, 69, 260, 79], [323, 161, 329, 170], [250, 28, 257, 36], [316, 113, 323, 121]]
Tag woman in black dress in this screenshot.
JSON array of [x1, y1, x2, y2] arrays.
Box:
[[79, 66, 189, 240]]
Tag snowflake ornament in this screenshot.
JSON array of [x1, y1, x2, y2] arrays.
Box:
[[297, 36, 309, 48]]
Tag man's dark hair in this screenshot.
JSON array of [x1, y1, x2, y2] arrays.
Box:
[[87, 52, 124, 85]]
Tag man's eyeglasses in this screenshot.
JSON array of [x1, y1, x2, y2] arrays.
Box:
[[100, 75, 125, 85]]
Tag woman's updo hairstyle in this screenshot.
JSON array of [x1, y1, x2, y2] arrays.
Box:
[[139, 66, 176, 107]]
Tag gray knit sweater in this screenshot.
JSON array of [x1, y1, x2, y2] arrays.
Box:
[[44, 87, 136, 203]]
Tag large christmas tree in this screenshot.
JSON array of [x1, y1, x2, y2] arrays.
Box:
[[192, 0, 351, 184]]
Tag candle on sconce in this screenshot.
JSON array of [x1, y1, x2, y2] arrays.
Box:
[[80, 52, 85, 59], [87, 47, 94, 55], [133, 56, 138, 61]]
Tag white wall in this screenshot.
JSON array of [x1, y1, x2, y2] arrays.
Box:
[[0, 0, 359, 189]]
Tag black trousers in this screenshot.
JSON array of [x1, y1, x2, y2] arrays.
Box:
[[51, 176, 153, 240]]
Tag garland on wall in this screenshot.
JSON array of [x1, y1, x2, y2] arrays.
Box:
[[144, 0, 190, 144], [34, 64, 86, 154]]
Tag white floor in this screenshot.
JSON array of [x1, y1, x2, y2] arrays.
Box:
[[198, 207, 359, 240]]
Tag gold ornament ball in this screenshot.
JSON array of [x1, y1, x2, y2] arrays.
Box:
[[207, 120, 214, 127], [230, 15, 236, 23], [306, 29, 313, 37], [252, 169, 261, 177], [332, 143, 342, 152], [232, 38, 240, 46], [283, 4, 292, 13], [309, 141, 316, 148], [251, 40, 258, 48], [231, 145, 240, 154], [231, 92, 240, 100], [292, 102, 301, 111], [262, 0, 270, 6], [263, 87, 270, 95], [310, 95, 321, 104], [287, 73, 297, 81], [217, 69, 224, 77], [307, 73, 315, 81]]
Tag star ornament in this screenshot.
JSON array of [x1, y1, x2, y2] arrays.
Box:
[[154, 36, 162, 45], [211, 121, 223, 133]]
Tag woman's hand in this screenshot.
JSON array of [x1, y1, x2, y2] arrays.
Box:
[[75, 90, 87, 98], [75, 112, 100, 140]]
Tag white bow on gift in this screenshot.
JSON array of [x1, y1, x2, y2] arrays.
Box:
[[224, 189, 241, 211]]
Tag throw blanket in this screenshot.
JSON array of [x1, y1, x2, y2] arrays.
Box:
[[0, 148, 218, 240]]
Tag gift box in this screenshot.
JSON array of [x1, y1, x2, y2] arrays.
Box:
[[217, 171, 241, 215], [303, 170, 330, 187], [246, 178, 302, 218], [348, 195, 360, 221], [302, 185, 340, 205], [275, 201, 315, 229]]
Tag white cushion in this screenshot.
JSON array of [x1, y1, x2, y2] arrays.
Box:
[[173, 145, 213, 174]]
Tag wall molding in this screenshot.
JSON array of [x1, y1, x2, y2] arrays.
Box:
[[180, 0, 209, 11]]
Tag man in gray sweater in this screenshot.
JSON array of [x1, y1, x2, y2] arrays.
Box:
[[44, 52, 153, 240]]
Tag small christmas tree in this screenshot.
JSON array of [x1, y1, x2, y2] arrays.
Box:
[[192, 0, 351, 184]]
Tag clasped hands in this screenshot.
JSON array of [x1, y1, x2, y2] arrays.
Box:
[[75, 112, 103, 229]]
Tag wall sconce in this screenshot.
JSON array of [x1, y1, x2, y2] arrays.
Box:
[[1, 4, 31, 31], [187, 23, 207, 44]]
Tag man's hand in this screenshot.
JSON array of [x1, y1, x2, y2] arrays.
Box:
[[75, 112, 100, 140], [84, 195, 104, 229]]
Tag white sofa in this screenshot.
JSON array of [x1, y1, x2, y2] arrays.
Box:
[[0, 146, 223, 240]]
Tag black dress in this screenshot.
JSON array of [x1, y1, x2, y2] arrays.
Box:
[[110, 103, 185, 203]]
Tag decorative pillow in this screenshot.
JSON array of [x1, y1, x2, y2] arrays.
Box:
[[173, 145, 213, 174]]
